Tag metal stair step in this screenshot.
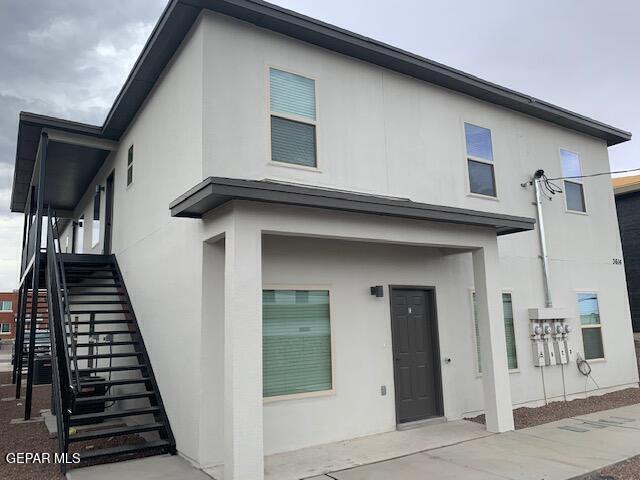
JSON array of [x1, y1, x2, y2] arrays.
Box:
[[65, 283, 122, 288], [70, 319, 134, 325], [69, 309, 130, 314], [75, 352, 143, 360], [69, 330, 137, 336], [67, 300, 128, 305], [75, 391, 155, 404], [67, 292, 123, 296], [77, 377, 150, 388], [74, 341, 140, 347], [69, 422, 165, 443], [76, 439, 172, 461], [69, 406, 161, 425], [75, 365, 147, 374]]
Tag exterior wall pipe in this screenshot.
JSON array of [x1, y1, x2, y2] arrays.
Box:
[[533, 171, 553, 308]]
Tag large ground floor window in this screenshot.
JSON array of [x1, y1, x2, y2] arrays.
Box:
[[263, 289, 332, 399]]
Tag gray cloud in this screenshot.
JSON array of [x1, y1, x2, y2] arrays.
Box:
[[0, 0, 167, 290], [0, 0, 638, 290]]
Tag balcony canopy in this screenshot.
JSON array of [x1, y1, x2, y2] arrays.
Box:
[[170, 177, 536, 236], [11, 112, 116, 215]]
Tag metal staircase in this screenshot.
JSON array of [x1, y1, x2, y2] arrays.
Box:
[[45, 216, 175, 471]]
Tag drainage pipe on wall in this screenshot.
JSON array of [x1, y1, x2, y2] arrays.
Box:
[[532, 170, 568, 403]]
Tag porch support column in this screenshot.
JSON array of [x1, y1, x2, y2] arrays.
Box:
[[224, 217, 264, 480], [472, 244, 514, 433]]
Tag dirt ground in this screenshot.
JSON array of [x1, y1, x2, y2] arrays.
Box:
[[0, 371, 148, 480], [0, 371, 64, 480], [466, 387, 640, 430]]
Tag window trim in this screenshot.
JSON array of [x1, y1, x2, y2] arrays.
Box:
[[0, 323, 11, 334], [266, 65, 320, 171], [262, 283, 336, 403], [576, 290, 605, 361], [126, 144, 134, 188], [501, 289, 520, 373], [559, 148, 588, 215], [462, 121, 499, 199]]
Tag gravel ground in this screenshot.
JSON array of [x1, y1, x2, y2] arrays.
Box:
[[466, 387, 640, 430], [593, 455, 640, 480], [0, 371, 149, 479]]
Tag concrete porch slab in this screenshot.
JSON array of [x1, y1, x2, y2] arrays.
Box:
[[66, 454, 210, 480], [205, 420, 493, 480], [317, 404, 640, 480]]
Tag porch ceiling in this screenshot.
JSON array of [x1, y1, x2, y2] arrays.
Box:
[[10, 112, 111, 214], [170, 177, 536, 235]]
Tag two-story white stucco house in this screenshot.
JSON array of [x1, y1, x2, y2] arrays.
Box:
[[9, 1, 637, 478]]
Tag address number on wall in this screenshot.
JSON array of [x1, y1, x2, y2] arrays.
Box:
[[613, 258, 623, 265]]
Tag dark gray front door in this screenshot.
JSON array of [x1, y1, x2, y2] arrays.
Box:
[[390, 288, 441, 423]]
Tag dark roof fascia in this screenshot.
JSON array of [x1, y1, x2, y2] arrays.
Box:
[[101, 0, 630, 145], [170, 177, 536, 236]]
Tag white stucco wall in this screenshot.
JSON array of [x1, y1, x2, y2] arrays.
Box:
[[56, 7, 637, 467], [58, 16, 206, 462], [261, 236, 477, 454]]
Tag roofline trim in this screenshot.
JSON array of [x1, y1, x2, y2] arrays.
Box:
[[170, 177, 536, 235]]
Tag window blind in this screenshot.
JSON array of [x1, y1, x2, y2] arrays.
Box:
[[271, 116, 316, 167], [464, 123, 493, 161], [263, 290, 332, 397], [270, 68, 316, 120], [502, 293, 518, 370]]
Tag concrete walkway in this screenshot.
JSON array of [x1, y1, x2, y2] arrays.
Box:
[[310, 404, 640, 480], [67, 404, 640, 480]]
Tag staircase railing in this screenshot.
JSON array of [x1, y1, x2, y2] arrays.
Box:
[[50, 214, 81, 392], [46, 213, 73, 467]]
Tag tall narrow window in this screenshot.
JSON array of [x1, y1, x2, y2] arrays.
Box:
[[464, 123, 496, 197], [92, 189, 101, 248], [502, 293, 518, 370], [263, 289, 332, 398], [76, 216, 84, 254], [578, 293, 604, 360], [560, 149, 586, 212], [127, 145, 134, 186], [472, 291, 482, 374], [269, 68, 317, 167]]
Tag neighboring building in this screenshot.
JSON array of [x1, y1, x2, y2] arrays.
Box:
[[0, 291, 18, 340], [8, 1, 637, 478], [614, 175, 640, 332]]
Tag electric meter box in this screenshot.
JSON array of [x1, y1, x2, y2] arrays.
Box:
[[528, 307, 569, 320]]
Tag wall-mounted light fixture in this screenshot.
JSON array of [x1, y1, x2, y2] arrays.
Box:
[[370, 286, 384, 298]]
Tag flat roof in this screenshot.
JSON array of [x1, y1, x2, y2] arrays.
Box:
[[170, 177, 536, 235], [11, 0, 632, 212]]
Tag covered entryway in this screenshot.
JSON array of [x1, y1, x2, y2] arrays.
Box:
[[390, 287, 442, 424]]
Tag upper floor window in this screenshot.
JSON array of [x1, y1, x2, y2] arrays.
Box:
[[127, 145, 134, 186], [560, 149, 586, 212], [0, 301, 12, 312], [0, 323, 10, 334], [464, 123, 496, 197], [269, 68, 317, 168]]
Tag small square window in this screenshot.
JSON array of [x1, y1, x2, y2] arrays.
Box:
[[468, 160, 496, 197], [0, 323, 10, 333], [127, 145, 134, 186]]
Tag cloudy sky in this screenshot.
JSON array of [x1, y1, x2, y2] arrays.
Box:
[[0, 0, 638, 290]]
